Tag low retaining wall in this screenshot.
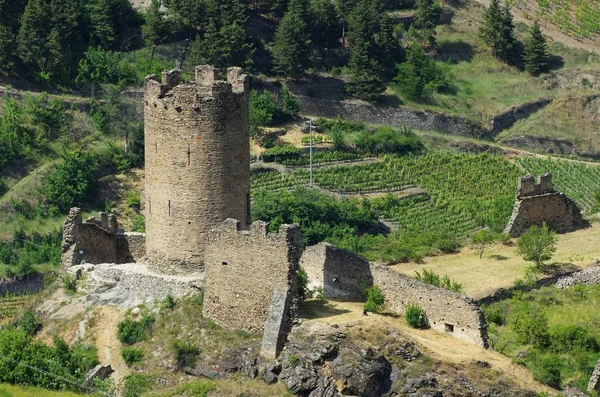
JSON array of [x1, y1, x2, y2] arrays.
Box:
[[371, 263, 489, 347], [297, 96, 489, 139], [487, 98, 552, 134], [0, 275, 45, 296], [556, 264, 600, 289]]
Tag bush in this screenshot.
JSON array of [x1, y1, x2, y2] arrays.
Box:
[[483, 304, 505, 326], [529, 352, 563, 388], [171, 340, 200, 369], [17, 310, 39, 336], [296, 267, 311, 302], [414, 269, 463, 293], [62, 274, 77, 293], [514, 310, 551, 349], [364, 285, 385, 313], [76, 47, 137, 87], [356, 126, 423, 156], [405, 303, 429, 329], [550, 325, 599, 353], [117, 315, 155, 345], [171, 381, 216, 397], [121, 347, 143, 366], [261, 144, 302, 162], [161, 294, 177, 310], [124, 374, 153, 397]]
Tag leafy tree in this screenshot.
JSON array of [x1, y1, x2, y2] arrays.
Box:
[[76, 47, 137, 87], [45, 147, 100, 214], [517, 223, 557, 269], [271, 10, 311, 78], [249, 90, 279, 135], [479, 0, 517, 63], [410, 0, 442, 49], [472, 229, 495, 259], [523, 20, 549, 76], [356, 125, 423, 155], [0, 98, 33, 166], [393, 43, 453, 100], [143, 0, 168, 45], [330, 124, 346, 151]]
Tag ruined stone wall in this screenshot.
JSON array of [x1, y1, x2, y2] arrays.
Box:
[[505, 174, 585, 237], [300, 243, 373, 299], [61, 208, 146, 269], [487, 98, 552, 135], [370, 263, 488, 347], [144, 66, 251, 274], [296, 96, 489, 138], [203, 219, 302, 334]]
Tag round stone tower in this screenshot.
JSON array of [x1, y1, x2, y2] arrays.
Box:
[[144, 65, 251, 274]]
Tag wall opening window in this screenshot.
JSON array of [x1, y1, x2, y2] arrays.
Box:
[[445, 323, 454, 333]]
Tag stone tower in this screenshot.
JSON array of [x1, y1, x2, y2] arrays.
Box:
[[144, 65, 251, 274]]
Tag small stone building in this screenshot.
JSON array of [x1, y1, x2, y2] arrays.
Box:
[[505, 173, 584, 237]]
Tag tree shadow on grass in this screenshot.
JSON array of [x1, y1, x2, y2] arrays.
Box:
[[490, 254, 509, 261], [299, 299, 352, 320], [542, 262, 581, 275], [436, 40, 475, 63]]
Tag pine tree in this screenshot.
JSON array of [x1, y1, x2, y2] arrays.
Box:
[[17, 0, 51, 71], [143, 0, 168, 45], [0, 0, 27, 76], [523, 20, 549, 76], [412, 0, 441, 49], [479, 0, 516, 63], [309, 0, 340, 48], [271, 10, 311, 79]]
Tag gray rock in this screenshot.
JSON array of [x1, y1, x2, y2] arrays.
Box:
[[328, 347, 392, 397], [85, 364, 114, 386], [184, 364, 222, 380], [587, 358, 600, 393]]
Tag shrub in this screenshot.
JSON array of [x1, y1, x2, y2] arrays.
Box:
[[356, 126, 423, 156], [514, 310, 551, 349], [405, 303, 429, 329], [161, 294, 177, 310], [550, 325, 599, 353], [414, 269, 463, 293], [364, 285, 385, 313], [171, 381, 216, 397], [517, 223, 557, 269], [171, 340, 200, 369], [125, 191, 141, 210], [124, 374, 153, 397], [288, 355, 301, 367], [17, 310, 39, 336], [483, 304, 505, 326], [529, 352, 563, 388], [117, 315, 155, 345], [132, 214, 145, 233], [121, 347, 143, 366], [296, 267, 311, 302], [62, 274, 77, 293]]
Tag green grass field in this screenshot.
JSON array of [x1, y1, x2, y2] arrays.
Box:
[[0, 384, 84, 397]]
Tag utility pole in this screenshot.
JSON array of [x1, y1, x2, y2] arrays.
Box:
[[306, 119, 316, 187]]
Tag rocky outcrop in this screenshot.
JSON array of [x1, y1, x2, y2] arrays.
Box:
[[588, 359, 600, 393], [500, 134, 580, 157]]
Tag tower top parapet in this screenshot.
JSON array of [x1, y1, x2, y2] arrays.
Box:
[[144, 65, 249, 100]]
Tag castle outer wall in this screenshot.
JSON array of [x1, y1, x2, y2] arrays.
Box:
[[144, 66, 251, 274]]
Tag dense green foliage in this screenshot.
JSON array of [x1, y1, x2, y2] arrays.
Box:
[[124, 374, 153, 397], [485, 285, 600, 391], [252, 187, 381, 248], [410, 0, 442, 48], [296, 267, 311, 302], [517, 223, 557, 269], [479, 0, 517, 63], [117, 315, 156, 345], [272, 5, 311, 79], [364, 285, 386, 313], [356, 126, 424, 155], [405, 303, 429, 329], [517, 157, 600, 214], [121, 347, 144, 366], [0, 229, 61, 278], [0, 329, 98, 392], [393, 44, 453, 100], [414, 269, 463, 293], [249, 87, 299, 135], [171, 340, 200, 369], [524, 21, 549, 76]]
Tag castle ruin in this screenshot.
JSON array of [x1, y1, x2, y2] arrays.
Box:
[[505, 173, 585, 237], [144, 66, 251, 274]]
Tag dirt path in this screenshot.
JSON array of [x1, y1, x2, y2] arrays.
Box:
[[94, 307, 129, 395], [305, 300, 558, 395]]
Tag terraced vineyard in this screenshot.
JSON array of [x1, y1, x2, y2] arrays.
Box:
[[517, 156, 600, 213], [0, 294, 29, 319], [252, 152, 524, 238], [513, 0, 600, 41]]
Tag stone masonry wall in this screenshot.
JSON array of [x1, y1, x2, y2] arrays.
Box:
[[505, 174, 585, 237], [203, 219, 302, 334], [370, 263, 489, 347], [144, 66, 251, 274], [61, 208, 146, 269], [297, 96, 489, 139], [300, 243, 373, 299]]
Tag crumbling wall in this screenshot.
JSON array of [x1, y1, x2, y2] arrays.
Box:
[[144, 66, 251, 274], [300, 243, 373, 299], [505, 173, 584, 237], [370, 263, 488, 347], [61, 208, 146, 269], [203, 219, 302, 335]]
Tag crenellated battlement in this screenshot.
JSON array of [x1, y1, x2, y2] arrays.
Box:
[[517, 173, 554, 198], [144, 65, 249, 102]]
